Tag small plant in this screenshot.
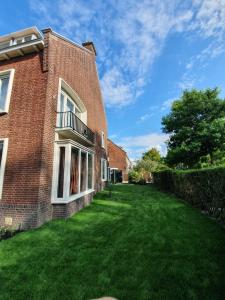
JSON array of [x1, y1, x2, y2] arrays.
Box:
[[0, 226, 19, 241]]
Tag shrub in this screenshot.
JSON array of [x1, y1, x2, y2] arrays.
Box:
[[128, 170, 141, 183], [0, 227, 19, 241], [153, 167, 225, 223]]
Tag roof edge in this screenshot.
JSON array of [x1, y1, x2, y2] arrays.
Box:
[[42, 28, 95, 56]]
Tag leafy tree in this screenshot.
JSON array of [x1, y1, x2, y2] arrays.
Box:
[[162, 88, 225, 167], [142, 147, 161, 162]]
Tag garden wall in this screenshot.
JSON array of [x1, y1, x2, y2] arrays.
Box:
[[153, 167, 225, 223]]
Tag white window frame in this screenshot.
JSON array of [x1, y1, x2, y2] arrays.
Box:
[[101, 158, 107, 181], [51, 140, 95, 204], [12, 34, 37, 45], [101, 131, 105, 148], [57, 78, 87, 125], [0, 68, 15, 113], [0, 138, 8, 199]]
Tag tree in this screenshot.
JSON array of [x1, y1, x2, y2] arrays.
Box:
[[142, 147, 161, 162], [162, 88, 225, 167]]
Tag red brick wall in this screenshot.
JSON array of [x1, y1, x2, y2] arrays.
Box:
[[107, 139, 129, 182], [0, 52, 50, 228], [45, 31, 108, 193], [0, 30, 108, 229]]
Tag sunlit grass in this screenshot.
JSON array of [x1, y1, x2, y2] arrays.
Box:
[[0, 184, 224, 300]]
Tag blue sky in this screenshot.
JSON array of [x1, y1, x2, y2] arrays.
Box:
[[1, 0, 225, 161]]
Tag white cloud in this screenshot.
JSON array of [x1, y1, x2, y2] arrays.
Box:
[[29, 0, 225, 108], [191, 0, 225, 39], [29, 0, 196, 108], [116, 132, 168, 159]]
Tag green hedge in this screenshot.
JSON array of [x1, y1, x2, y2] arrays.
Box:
[[153, 167, 225, 223]]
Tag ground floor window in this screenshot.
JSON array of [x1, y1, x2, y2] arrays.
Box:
[[57, 147, 65, 198], [0, 138, 8, 199], [101, 158, 107, 181], [54, 142, 94, 201], [88, 154, 93, 189], [80, 151, 87, 192], [70, 147, 79, 195]]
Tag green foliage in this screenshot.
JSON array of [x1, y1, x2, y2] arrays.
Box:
[[129, 158, 168, 184], [154, 167, 225, 222], [142, 147, 161, 162], [162, 88, 225, 167], [128, 170, 141, 183], [0, 227, 18, 240]]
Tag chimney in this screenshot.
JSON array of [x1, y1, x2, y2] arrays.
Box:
[[82, 41, 97, 56]]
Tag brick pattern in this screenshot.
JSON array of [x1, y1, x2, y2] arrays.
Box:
[[0, 30, 108, 229], [107, 139, 130, 182], [52, 192, 93, 219]]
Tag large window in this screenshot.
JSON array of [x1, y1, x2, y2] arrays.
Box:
[[88, 154, 93, 189], [101, 159, 107, 181], [57, 147, 65, 198], [70, 148, 79, 195], [0, 69, 15, 113], [54, 143, 94, 202], [0, 139, 8, 199], [80, 151, 87, 192]]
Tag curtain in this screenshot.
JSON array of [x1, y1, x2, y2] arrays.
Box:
[[70, 148, 79, 195]]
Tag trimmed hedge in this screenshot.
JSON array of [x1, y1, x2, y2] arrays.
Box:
[[153, 167, 225, 223]]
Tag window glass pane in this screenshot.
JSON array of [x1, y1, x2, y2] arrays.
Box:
[[0, 75, 9, 111], [88, 154, 93, 189], [0, 41, 10, 50], [101, 159, 107, 180], [67, 99, 75, 112], [24, 36, 32, 42], [57, 147, 65, 198], [80, 151, 87, 192], [60, 92, 64, 112], [0, 141, 3, 168], [70, 148, 79, 195], [16, 38, 23, 44]]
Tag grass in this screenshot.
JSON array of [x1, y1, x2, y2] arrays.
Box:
[[0, 184, 225, 300]]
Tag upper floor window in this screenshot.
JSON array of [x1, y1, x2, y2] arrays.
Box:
[[101, 131, 105, 148], [0, 34, 37, 50], [57, 78, 88, 129], [60, 89, 81, 118], [0, 69, 15, 113]]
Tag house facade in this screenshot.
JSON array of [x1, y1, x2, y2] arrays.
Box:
[[0, 27, 108, 229], [107, 139, 131, 183]]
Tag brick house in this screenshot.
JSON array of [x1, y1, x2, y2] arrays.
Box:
[[0, 27, 108, 229], [107, 139, 131, 183]]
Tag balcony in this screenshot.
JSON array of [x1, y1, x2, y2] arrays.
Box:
[[56, 111, 95, 145], [0, 27, 44, 61]]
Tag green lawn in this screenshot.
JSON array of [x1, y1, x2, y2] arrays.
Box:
[[0, 184, 225, 300]]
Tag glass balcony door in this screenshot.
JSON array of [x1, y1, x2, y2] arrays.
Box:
[[59, 90, 81, 129]]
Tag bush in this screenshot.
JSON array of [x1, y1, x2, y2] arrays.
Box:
[[0, 227, 19, 241], [153, 167, 225, 223], [128, 170, 141, 183]]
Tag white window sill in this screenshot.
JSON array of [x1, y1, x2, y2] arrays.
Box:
[[52, 189, 95, 204]]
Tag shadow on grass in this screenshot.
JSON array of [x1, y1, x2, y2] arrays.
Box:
[[0, 184, 225, 300]]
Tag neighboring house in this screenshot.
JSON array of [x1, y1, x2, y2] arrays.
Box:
[[107, 139, 131, 183], [0, 27, 108, 229]]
